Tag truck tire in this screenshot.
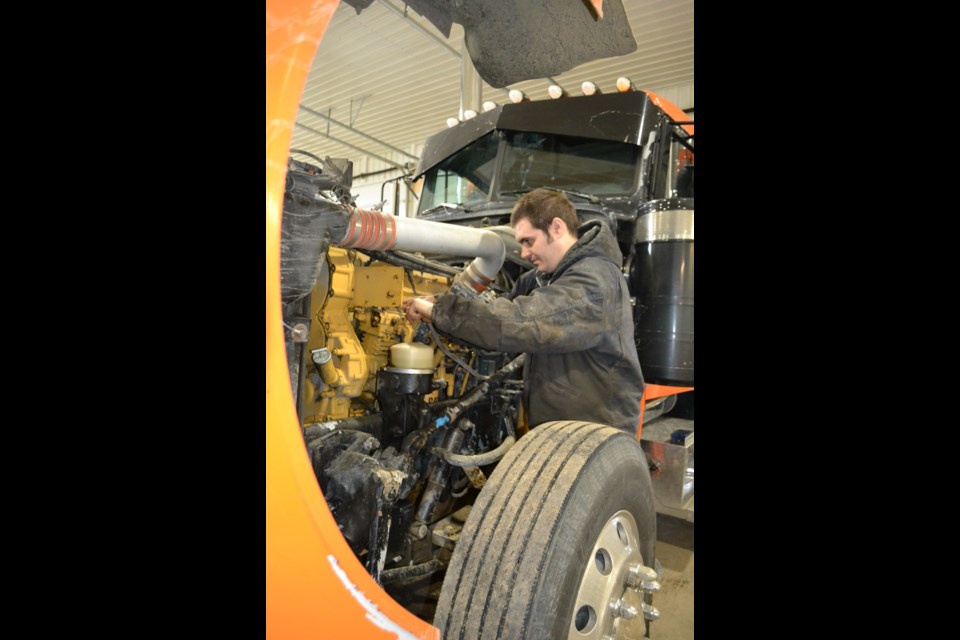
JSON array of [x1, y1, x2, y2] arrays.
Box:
[[435, 420, 657, 639]]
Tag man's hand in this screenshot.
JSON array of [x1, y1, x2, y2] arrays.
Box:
[[402, 296, 436, 323]]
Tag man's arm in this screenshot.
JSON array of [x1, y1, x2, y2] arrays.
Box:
[[431, 265, 613, 354]]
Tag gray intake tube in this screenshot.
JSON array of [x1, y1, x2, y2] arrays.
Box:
[[337, 208, 506, 293]]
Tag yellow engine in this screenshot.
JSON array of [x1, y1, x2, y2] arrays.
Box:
[[299, 247, 455, 424]]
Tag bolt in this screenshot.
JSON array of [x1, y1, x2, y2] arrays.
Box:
[[642, 603, 660, 621], [409, 523, 428, 540], [641, 580, 661, 593], [290, 323, 308, 341], [609, 599, 638, 620]]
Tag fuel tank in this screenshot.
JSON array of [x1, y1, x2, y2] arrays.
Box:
[[630, 198, 694, 385]]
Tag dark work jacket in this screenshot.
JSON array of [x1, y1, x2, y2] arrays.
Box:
[[431, 220, 645, 433]]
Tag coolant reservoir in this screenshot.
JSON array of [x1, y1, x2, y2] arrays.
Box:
[[390, 343, 434, 371]]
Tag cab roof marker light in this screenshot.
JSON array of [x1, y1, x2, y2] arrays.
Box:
[[481, 100, 497, 112], [581, 81, 601, 96], [446, 117, 459, 128], [508, 89, 529, 104], [463, 109, 478, 119], [616, 77, 636, 93], [547, 85, 569, 99]]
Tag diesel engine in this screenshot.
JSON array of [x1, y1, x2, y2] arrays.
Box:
[[280, 153, 524, 603]]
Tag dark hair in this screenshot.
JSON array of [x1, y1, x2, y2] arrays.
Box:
[[509, 188, 578, 236]]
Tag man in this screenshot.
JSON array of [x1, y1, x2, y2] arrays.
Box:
[[403, 188, 644, 434]]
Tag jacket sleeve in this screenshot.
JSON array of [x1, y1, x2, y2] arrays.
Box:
[[431, 262, 611, 354]]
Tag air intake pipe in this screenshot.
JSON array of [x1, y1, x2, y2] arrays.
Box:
[[337, 208, 506, 295]]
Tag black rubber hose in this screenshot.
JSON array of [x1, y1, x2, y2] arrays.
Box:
[[380, 559, 442, 584], [303, 414, 383, 441], [436, 436, 516, 468], [440, 354, 524, 427]]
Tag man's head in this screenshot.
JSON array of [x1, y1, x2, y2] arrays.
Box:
[[510, 189, 579, 274]]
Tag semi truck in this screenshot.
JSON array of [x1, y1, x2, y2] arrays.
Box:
[[267, 2, 692, 638]]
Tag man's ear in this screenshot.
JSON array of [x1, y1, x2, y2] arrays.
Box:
[[550, 217, 564, 237]]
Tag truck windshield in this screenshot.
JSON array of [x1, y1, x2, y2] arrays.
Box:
[[419, 130, 642, 213], [497, 131, 640, 196]]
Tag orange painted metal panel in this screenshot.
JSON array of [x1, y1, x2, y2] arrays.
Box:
[[266, 1, 440, 637], [642, 89, 694, 137], [645, 383, 694, 402], [638, 384, 694, 440]]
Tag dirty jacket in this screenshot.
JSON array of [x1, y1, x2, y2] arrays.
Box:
[[431, 220, 645, 434]]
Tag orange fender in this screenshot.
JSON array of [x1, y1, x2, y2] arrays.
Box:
[[266, 1, 440, 637]]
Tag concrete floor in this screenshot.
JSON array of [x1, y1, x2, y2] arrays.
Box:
[[650, 513, 694, 639]]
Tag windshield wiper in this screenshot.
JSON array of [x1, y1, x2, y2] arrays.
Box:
[[500, 187, 599, 205], [419, 202, 471, 216]]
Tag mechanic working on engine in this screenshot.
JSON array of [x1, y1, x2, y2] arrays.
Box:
[[403, 188, 645, 434]]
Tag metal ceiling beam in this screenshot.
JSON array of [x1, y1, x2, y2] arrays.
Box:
[[299, 103, 419, 160], [294, 121, 408, 171]]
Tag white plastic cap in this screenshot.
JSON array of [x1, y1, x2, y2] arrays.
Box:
[[581, 81, 600, 96], [547, 85, 566, 99]]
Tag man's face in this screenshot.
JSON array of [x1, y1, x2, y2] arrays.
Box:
[[514, 218, 566, 274]]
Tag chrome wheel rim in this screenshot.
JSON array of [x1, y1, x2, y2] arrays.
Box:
[[568, 510, 650, 639]]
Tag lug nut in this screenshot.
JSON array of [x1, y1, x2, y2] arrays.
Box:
[[626, 563, 658, 587], [642, 603, 660, 621], [609, 599, 638, 620]]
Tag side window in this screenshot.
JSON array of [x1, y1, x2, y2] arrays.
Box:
[[674, 148, 694, 198], [431, 170, 486, 205], [419, 132, 500, 211], [668, 126, 694, 199]]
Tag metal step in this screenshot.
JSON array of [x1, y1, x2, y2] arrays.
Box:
[[640, 417, 694, 522]]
